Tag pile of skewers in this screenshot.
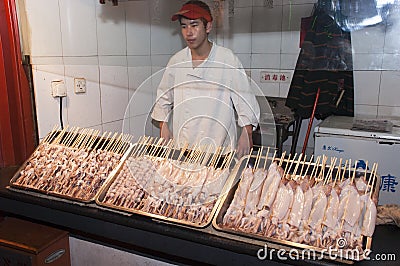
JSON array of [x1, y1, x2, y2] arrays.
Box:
[[12, 126, 132, 202], [219, 148, 378, 257], [99, 136, 235, 226]]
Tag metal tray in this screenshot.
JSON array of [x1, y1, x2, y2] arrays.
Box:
[[95, 144, 241, 228], [212, 154, 381, 263], [9, 131, 133, 203]]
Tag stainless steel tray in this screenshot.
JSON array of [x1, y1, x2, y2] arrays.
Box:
[[212, 154, 381, 262], [95, 143, 241, 228], [9, 130, 133, 203]]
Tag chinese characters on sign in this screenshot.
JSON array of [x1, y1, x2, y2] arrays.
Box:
[[322, 144, 344, 153], [380, 174, 398, 193], [260, 71, 291, 83]]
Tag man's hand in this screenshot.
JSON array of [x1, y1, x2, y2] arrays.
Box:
[[160, 121, 172, 141], [237, 125, 253, 158]]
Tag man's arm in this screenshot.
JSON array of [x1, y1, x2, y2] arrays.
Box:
[[237, 124, 253, 158], [159, 121, 172, 141]]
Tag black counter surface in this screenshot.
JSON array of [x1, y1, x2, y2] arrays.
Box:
[[0, 166, 398, 266]]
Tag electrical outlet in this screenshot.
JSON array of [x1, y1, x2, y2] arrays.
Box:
[[74, 78, 86, 94], [51, 80, 66, 97]]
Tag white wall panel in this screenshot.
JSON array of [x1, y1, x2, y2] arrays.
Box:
[[65, 64, 102, 128], [126, 0, 151, 56], [24, 0, 62, 56], [99, 65, 129, 124], [59, 0, 97, 56], [33, 65, 66, 138], [96, 2, 126, 56]]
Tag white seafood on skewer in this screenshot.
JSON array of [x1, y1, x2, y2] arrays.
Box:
[[202, 167, 231, 203], [287, 184, 305, 228], [361, 195, 377, 237], [222, 167, 254, 228], [244, 168, 268, 216], [290, 177, 314, 244], [103, 139, 233, 225], [274, 180, 296, 240], [218, 152, 379, 257], [321, 186, 340, 247], [307, 184, 329, 245], [256, 161, 283, 211], [265, 178, 294, 237], [239, 168, 268, 234]]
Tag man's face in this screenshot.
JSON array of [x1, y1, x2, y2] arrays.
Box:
[[180, 17, 211, 50]]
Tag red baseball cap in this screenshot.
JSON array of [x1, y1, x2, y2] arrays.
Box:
[[171, 3, 213, 22]]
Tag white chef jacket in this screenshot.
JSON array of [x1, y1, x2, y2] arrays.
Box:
[[151, 42, 260, 151]]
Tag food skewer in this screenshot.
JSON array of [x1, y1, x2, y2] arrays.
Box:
[[282, 153, 293, 177], [340, 159, 348, 183], [291, 153, 303, 179], [298, 154, 307, 177], [99, 132, 112, 150], [61, 126, 74, 147], [253, 147, 263, 171], [310, 156, 321, 179], [301, 154, 313, 177], [285, 153, 298, 178], [369, 163, 378, 199], [43, 125, 59, 143], [333, 158, 343, 187], [262, 147, 271, 170]]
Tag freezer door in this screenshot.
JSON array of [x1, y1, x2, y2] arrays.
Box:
[[314, 133, 400, 205]]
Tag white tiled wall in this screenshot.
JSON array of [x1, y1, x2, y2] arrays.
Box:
[[20, 0, 400, 150]]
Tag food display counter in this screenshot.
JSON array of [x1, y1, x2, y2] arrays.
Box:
[[0, 165, 399, 265], [0, 128, 399, 265]]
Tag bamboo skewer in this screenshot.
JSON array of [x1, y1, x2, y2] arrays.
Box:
[[351, 160, 358, 184], [62, 127, 75, 147], [44, 125, 59, 143], [278, 151, 286, 167], [225, 150, 236, 169], [80, 129, 93, 148], [292, 153, 303, 179], [299, 154, 307, 177], [209, 146, 221, 168], [286, 153, 298, 178], [219, 150, 230, 169], [253, 147, 263, 171], [177, 142, 189, 162], [363, 161, 369, 182], [133, 136, 149, 157], [213, 147, 225, 168], [263, 147, 270, 170], [113, 133, 126, 153], [106, 132, 119, 151], [244, 148, 254, 169], [53, 126, 68, 144], [369, 163, 378, 199], [333, 158, 343, 187], [310, 156, 321, 179], [99, 132, 112, 150], [283, 153, 294, 177], [303, 154, 313, 177], [341, 159, 348, 183], [131, 136, 146, 157], [269, 149, 277, 168]]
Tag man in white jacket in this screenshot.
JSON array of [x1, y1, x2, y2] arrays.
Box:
[[151, 0, 260, 158]]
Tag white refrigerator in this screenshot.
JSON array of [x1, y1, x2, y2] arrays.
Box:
[[314, 115, 400, 205]]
